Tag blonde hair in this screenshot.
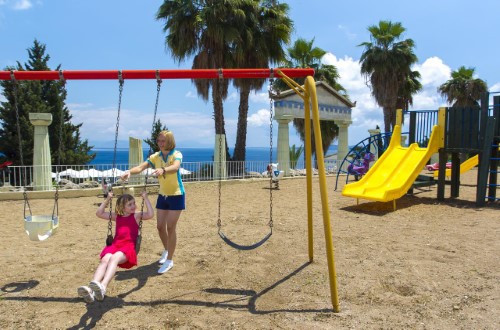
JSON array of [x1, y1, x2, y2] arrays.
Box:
[[157, 130, 176, 150], [115, 194, 135, 216]]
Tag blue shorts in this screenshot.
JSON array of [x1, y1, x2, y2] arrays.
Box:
[[156, 194, 185, 210]]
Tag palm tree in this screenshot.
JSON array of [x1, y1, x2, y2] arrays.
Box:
[[156, 0, 249, 160], [287, 38, 325, 69], [289, 144, 303, 169], [275, 37, 346, 162], [438, 66, 488, 107], [272, 38, 335, 91], [396, 70, 422, 111], [359, 20, 419, 133], [292, 116, 339, 164], [438, 66, 487, 162], [231, 0, 292, 162]]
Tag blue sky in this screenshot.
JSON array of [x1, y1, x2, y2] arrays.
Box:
[[1, 0, 499, 150]]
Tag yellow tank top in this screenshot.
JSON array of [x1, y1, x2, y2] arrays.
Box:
[[147, 150, 185, 196]]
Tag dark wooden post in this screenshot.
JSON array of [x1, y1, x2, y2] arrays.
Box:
[[476, 118, 496, 206]]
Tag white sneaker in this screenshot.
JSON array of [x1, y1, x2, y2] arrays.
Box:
[[159, 250, 168, 264], [89, 281, 106, 301], [77, 286, 95, 303], [158, 260, 173, 274]]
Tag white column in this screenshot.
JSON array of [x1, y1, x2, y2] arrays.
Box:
[[29, 113, 53, 191], [129, 137, 144, 184], [214, 134, 227, 180], [337, 121, 350, 172], [368, 128, 381, 165], [400, 135, 408, 147], [276, 115, 293, 176]]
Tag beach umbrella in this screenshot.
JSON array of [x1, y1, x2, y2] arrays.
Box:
[[88, 168, 103, 178], [74, 168, 103, 179], [141, 168, 191, 175], [77, 170, 91, 178], [101, 168, 125, 177], [143, 168, 155, 176], [58, 169, 80, 178]]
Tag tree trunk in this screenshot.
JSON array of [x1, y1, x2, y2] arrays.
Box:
[[211, 80, 231, 161], [382, 106, 393, 147], [212, 80, 224, 135], [383, 106, 392, 133], [233, 86, 250, 162]]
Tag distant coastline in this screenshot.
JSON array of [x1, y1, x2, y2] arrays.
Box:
[[89, 145, 339, 165]]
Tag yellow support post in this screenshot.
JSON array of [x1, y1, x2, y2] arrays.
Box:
[[304, 96, 314, 263], [305, 76, 340, 312], [276, 70, 340, 312], [438, 107, 446, 146], [396, 109, 403, 126]]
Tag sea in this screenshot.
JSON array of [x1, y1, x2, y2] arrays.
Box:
[[88, 146, 338, 165]]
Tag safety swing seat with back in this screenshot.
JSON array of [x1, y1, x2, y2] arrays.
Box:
[[11, 70, 64, 241], [104, 71, 162, 254], [216, 74, 277, 251]]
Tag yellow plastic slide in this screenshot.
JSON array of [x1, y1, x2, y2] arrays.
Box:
[[433, 155, 478, 177], [342, 125, 442, 202]]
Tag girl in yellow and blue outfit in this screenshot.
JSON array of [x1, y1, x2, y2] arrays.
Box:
[[121, 130, 185, 274]]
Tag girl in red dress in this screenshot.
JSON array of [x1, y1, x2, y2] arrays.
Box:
[[77, 191, 154, 303]]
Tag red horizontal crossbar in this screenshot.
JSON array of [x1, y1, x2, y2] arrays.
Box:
[[0, 68, 314, 80]]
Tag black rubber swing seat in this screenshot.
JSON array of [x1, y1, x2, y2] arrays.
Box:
[[218, 229, 272, 251], [215, 77, 275, 251]]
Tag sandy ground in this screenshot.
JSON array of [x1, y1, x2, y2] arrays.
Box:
[[0, 168, 498, 329]]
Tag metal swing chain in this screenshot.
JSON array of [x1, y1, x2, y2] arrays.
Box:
[[268, 76, 274, 231], [217, 131, 222, 231], [51, 71, 68, 220], [107, 72, 124, 244], [10, 71, 32, 218], [216, 73, 274, 234], [112, 73, 124, 181], [139, 72, 162, 238], [57, 70, 66, 168], [216, 74, 223, 232], [10, 72, 24, 169]]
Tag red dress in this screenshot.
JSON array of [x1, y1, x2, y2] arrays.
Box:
[[100, 213, 138, 269]]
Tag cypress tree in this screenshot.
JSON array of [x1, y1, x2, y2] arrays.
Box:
[[0, 39, 95, 166]]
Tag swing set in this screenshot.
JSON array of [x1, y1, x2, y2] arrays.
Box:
[[104, 71, 163, 254], [2, 68, 340, 312]]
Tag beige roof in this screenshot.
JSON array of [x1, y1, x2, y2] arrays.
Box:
[[273, 80, 356, 108]]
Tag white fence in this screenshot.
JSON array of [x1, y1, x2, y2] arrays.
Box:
[[0, 159, 338, 192]]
